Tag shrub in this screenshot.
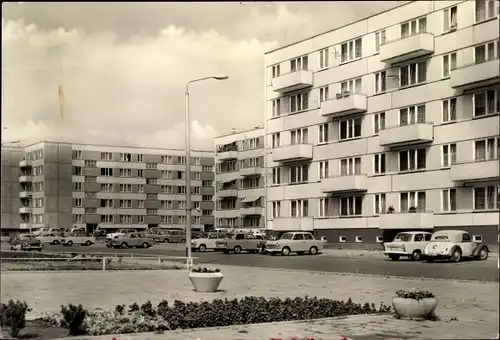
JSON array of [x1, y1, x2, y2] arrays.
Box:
[[128, 303, 140, 313], [115, 304, 125, 315], [396, 289, 435, 300], [191, 267, 220, 273], [60, 304, 87, 335], [0, 300, 30, 337], [140, 301, 155, 317]]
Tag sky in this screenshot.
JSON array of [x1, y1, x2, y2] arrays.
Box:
[[2, 1, 402, 150]]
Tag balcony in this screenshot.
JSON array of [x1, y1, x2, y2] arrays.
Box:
[[320, 93, 367, 118], [379, 33, 434, 64], [272, 70, 314, 93], [217, 189, 238, 198], [379, 123, 433, 147], [19, 207, 32, 214], [450, 59, 500, 90], [379, 211, 434, 230], [272, 144, 313, 163], [19, 223, 31, 229], [239, 167, 263, 177], [19, 191, 31, 198], [272, 217, 314, 232], [450, 159, 499, 182], [19, 175, 32, 183], [217, 209, 241, 219], [19, 159, 32, 167], [240, 207, 263, 216], [321, 174, 368, 194], [217, 150, 238, 161]]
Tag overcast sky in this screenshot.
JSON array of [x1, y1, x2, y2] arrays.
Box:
[[2, 1, 401, 150]]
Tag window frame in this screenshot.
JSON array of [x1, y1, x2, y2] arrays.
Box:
[[475, 0, 499, 23], [272, 201, 281, 218], [290, 164, 309, 184], [399, 191, 426, 212], [373, 112, 386, 134], [442, 52, 457, 78], [400, 17, 427, 38], [318, 161, 329, 179], [290, 199, 308, 217], [339, 117, 362, 141], [443, 5, 458, 33], [318, 123, 329, 144], [318, 197, 329, 217], [442, 97, 457, 123], [374, 71, 387, 94], [441, 188, 457, 212], [472, 89, 499, 117], [271, 99, 281, 117], [339, 195, 363, 216], [399, 60, 427, 88], [374, 29, 386, 52], [473, 185, 499, 210], [319, 86, 329, 102], [398, 104, 426, 126], [374, 193, 386, 215], [289, 91, 309, 113], [441, 143, 457, 168], [340, 37, 362, 63], [319, 48, 329, 69], [398, 148, 426, 172]]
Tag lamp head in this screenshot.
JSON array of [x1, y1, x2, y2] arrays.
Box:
[[213, 76, 229, 80]]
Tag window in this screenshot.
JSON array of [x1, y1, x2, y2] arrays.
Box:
[[74, 198, 82, 207], [399, 148, 426, 171], [374, 153, 386, 175], [400, 17, 427, 38], [100, 183, 113, 192], [340, 38, 362, 63], [291, 199, 308, 217], [339, 117, 362, 140], [318, 161, 329, 179], [272, 201, 281, 218], [84, 176, 97, 183], [374, 193, 386, 214], [442, 144, 457, 167], [248, 137, 259, 149], [146, 163, 157, 169], [85, 208, 97, 214], [374, 71, 386, 94], [290, 164, 309, 183], [101, 199, 113, 208], [399, 61, 427, 87], [73, 150, 83, 159], [474, 138, 498, 161], [399, 105, 425, 126], [339, 236, 346, 243], [319, 198, 329, 217], [161, 155, 172, 164], [72, 166, 82, 175], [272, 133, 280, 148], [373, 112, 385, 134], [161, 200, 172, 209], [272, 99, 281, 117], [290, 55, 308, 72], [340, 78, 362, 94], [101, 152, 112, 161], [272, 168, 281, 185], [442, 52, 457, 78], [318, 123, 329, 144], [138, 154, 143, 162], [474, 41, 498, 64], [138, 185, 144, 193], [119, 169, 132, 177], [340, 157, 361, 176], [355, 236, 363, 243], [271, 64, 280, 78], [147, 209, 157, 215], [376, 236, 384, 243], [289, 92, 309, 113], [375, 30, 386, 52], [120, 153, 132, 162], [85, 160, 96, 167], [473, 89, 499, 117], [100, 168, 113, 176], [442, 98, 457, 122], [319, 48, 329, 68], [400, 191, 426, 212], [177, 156, 186, 165], [442, 189, 457, 212], [475, 0, 499, 22], [443, 6, 458, 32], [73, 182, 83, 191], [120, 215, 132, 224], [120, 199, 132, 208], [340, 196, 362, 216], [74, 215, 83, 223], [474, 185, 498, 210], [291, 128, 308, 144], [319, 86, 329, 102], [120, 184, 132, 192]]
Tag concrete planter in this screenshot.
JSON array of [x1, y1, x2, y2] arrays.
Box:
[[189, 272, 224, 293], [392, 297, 437, 319]]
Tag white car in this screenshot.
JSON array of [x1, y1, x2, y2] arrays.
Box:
[[383, 231, 432, 261], [106, 228, 137, 240], [424, 230, 489, 262], [191, 233, 225, 252], [265, 232, 323, 256]]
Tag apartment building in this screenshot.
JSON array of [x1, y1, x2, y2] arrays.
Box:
[[2, 141, 215, 235], [215, 127, 266, 229], [1, 145, 24, 235], [265, 0, 499, 244]]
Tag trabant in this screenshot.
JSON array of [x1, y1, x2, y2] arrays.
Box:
[[191, 232, 226, 252], [36, 232, 64, 245], [107, 232, 154, 249], [383, 231, 432, 261], [215, 233, 265, 254], [265, 232, 323, 256], [60, 232, 96, 246]]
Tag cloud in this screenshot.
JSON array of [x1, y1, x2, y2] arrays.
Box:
[[2, 18, 278, 150]]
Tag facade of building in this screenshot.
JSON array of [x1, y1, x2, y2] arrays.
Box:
[[215, 127, 266, 229], [1, 145, 24, 235], [264, 0, 499, 244], [1, 141, 215, 235]]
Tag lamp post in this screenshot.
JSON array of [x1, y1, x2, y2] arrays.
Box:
[[185, 76, 228, 264]]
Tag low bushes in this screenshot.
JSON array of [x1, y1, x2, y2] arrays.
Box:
[[0, 300, 30, 337]]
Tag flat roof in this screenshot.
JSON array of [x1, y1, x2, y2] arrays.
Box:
[[215, 126, 264, 139]]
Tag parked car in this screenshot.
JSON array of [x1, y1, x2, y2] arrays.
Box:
[[60, 232, 96, 246], [383, 231, 432, 261], [36, 232, 64, 245], [93, 229, 107, 237], [9, 234, 43, 251], [144, 228, 171, 243], [424, 230, 489, 262], [107, 232, 154, 249], [215, 233, 265, 254], [265, 232, 323, 256], [191, 232, 226, 252], [163, 230, 186, 243], [48, 228, 65, 236], [32, 228, 50, 237], [106, 228, 138, 240]]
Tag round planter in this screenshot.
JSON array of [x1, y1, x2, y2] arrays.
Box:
[[392, 297, 437, 319], [189, 272, 223, 293]]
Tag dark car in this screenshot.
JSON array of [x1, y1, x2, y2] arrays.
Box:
[[9, 234, 43, 251], [93, 229, 107, 237]]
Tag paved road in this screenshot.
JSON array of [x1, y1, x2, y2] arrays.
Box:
[[35, 243, 499, 282]]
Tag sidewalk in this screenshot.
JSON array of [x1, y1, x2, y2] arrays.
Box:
[[321, 247, 499, 258], [2, 265, 498, 339]]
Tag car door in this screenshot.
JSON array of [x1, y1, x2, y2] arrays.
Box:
[[460, 232, 475, 256], [413, 233, 424, 252], [292, 233, 306, 251]]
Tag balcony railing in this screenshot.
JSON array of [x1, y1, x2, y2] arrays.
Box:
[[321, 174, 368, 193], [239, 167, 263, 177], [272, 143, 313, 163], [19, 159, 32, 167], [320, 93, 367, 118], [379, 32, 434, 64], [450, 159, 499, 182], [450, 58, 500, 90], [19, 175, 33, 183], [378, 210, 434, 230], [378, 122, 433, 147], [271, 70, 314, 93]]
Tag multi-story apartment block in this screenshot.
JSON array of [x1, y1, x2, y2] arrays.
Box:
[[1, 141, 215, 235], [265, 0, 499, 244], [215, 127, 266, 229], [1, 145, 24, 236]]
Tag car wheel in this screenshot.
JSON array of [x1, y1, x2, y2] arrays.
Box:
[[281, 247, 291, 256], [476, 247, 488, 261], [198, 244, 206, 252], [233, 246, 242, 254], [389, 254, 400, 261], [450, 248, 462, 262], [85, 241, 92, 246], [411, 250, 422, 261], [121, 242, 128, 249], [142, 242, 149, 248], [309, 246, 318, 255], [164, 238, 169, 243], [67, 241, 73, 246]]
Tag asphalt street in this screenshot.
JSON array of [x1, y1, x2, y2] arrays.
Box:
[[37, 243, 499, 282]]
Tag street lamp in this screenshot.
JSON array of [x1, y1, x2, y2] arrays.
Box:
[[185, 76, 228, 265]]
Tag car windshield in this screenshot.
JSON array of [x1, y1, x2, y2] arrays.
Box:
[[280, 233, 293, 240], [393, 233, 412, 242]]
